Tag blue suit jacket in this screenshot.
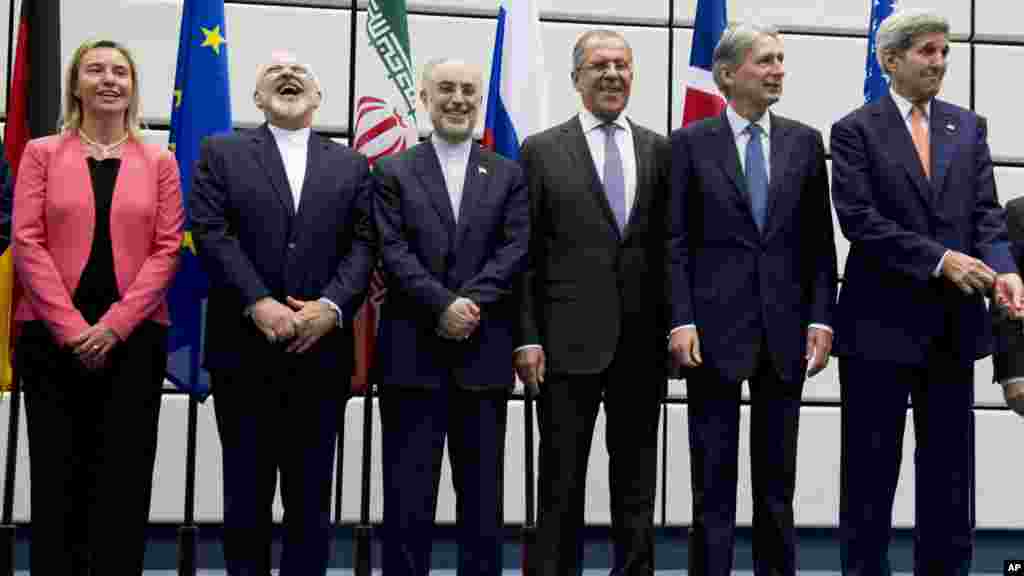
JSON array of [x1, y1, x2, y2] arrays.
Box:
[[373, 141, 529, 390], [191, 124, 375, 373], [669, 112, 837, 383], [831, 95, 1015, 365]]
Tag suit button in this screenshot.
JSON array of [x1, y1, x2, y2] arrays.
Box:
[[288, 242, 296, 250]]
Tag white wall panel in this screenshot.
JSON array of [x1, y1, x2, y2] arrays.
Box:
[[340, 396, 383, 523], [976, 45, 1024, 163], [975, 0, 1024, 42], [149, 394, 188, 522], [997, 167, 1024, 204], [62, 1, 351, 131], [976, 409, 1024, 528], [543, 23, 670, 137], [194, 397, 223, 522], [0, 395, 29, 522], [674, 0, 969, 37], [0, 0, 11, 115]]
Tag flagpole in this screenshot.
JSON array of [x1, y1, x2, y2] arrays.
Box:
[[0, 0, 19, 570], [521, 384, 536, 572], [349, 0, 374, 574], [177, 324, 201, 576], [0, 365, 19, 576]]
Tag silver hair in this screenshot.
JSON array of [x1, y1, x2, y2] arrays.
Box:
[[571, 29, 631, 79], [711, 22, 780, 99], [419, 57, 481, 91], [875, 10, 950, 70]]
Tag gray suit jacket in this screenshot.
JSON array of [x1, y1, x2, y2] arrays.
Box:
[[518, 115, 670, 379]]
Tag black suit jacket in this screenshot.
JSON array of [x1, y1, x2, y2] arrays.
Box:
[[518, 115, 670, 378], [191, 124, 374, 374], [374, 141, 529, 390], [668, 112, 837, 383], [994, 197, 1024, 381]]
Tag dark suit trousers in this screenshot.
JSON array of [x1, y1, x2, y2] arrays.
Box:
[[381, 385, 508, 576], [212, 351, 342, 576], [19, 320, 167, 575], [840, 354, 974, 576], [531, 354, 662, 576], [686, 339, 803, 576]]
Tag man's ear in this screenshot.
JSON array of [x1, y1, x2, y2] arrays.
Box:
[[253, 90, 265, 110]]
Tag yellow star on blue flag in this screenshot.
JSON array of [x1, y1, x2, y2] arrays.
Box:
[[200, 24, 226, 55], [167, 0, 232, 398]]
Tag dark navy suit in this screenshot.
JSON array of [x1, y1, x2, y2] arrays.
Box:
[[192, 124, 374, 575], [373, 140, 528, 576], [669, 111, 837, 575], [831, 95, 1015, 575]]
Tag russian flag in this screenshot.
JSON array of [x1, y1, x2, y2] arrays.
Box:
[[483, 1, 548, 160], [681, 0, 727, 127]]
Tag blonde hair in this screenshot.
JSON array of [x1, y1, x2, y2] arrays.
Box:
[[62, 39, 143, 139]]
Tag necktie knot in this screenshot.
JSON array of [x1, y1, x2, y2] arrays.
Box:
[[746, 123, 763, 138]]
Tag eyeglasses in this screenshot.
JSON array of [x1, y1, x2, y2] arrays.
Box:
[[577, 61, 632, 75]]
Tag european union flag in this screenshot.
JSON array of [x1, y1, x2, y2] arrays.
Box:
[[167, 0, 232, 398], [864, 0, 896, 103]]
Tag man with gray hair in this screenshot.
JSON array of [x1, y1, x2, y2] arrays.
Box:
[[831, 10, 1024, 574], [374, 57, 528, 576], [668, 22, 836, 575], [516, 29, 670, 575], [192, 51, 375, 574]]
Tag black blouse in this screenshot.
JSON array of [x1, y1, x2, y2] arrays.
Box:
[[72, 157, 121, 325]]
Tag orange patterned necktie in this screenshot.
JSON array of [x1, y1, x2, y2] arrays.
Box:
[[910, 105, 930, 179]]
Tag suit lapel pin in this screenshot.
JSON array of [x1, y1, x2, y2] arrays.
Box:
[[478, 165, 488, 175], [945, 121, 957, 133]]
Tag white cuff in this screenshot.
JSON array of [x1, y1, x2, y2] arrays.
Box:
[[318, 297, 343, 328]]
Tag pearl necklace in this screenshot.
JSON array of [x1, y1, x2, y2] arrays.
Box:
[[79, 130, 130, 160]]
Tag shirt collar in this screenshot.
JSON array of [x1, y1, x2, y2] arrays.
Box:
[[889, 90, 931, 121], [267, 123, 311, 146], [726, 104, 771, 139], [430, 132, 474, 161], [578, 107, 632, 136]]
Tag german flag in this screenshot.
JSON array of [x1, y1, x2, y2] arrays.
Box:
[[1, 0, 62, 391]]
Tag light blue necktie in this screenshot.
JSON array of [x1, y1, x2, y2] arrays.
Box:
[[745, 123, 768, 233], [602, 123, 627, 231]]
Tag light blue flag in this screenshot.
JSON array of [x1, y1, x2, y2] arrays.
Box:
[[865, 0, 896, 103], [167, 0, 232, 398]]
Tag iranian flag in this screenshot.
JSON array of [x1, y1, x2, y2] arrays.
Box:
[[351, 0, 417, 392]]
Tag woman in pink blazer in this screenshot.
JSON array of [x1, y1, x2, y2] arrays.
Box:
[[12, 39, 183, 574]]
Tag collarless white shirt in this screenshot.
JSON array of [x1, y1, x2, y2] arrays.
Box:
[[268, 124, 311, 211], [726, 104, 771, 181], [578, 108, 637, 223], [431, 133, 474, 223]]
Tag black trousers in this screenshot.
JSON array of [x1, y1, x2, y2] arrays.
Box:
[[18, 320, 167, 575], [212, 352, 343, 576], [686, 342, 803, 576], [840, 355, 975, 576], [381, 385, 508, 576], [530, 353, 662, 576]]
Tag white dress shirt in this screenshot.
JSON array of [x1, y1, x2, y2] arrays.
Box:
[[267, 124, 310, 211], [668, 105, 831, 339], [431, 133, 474, 222], [578, 108, 637, 223], [249, 124, 341, 327]]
